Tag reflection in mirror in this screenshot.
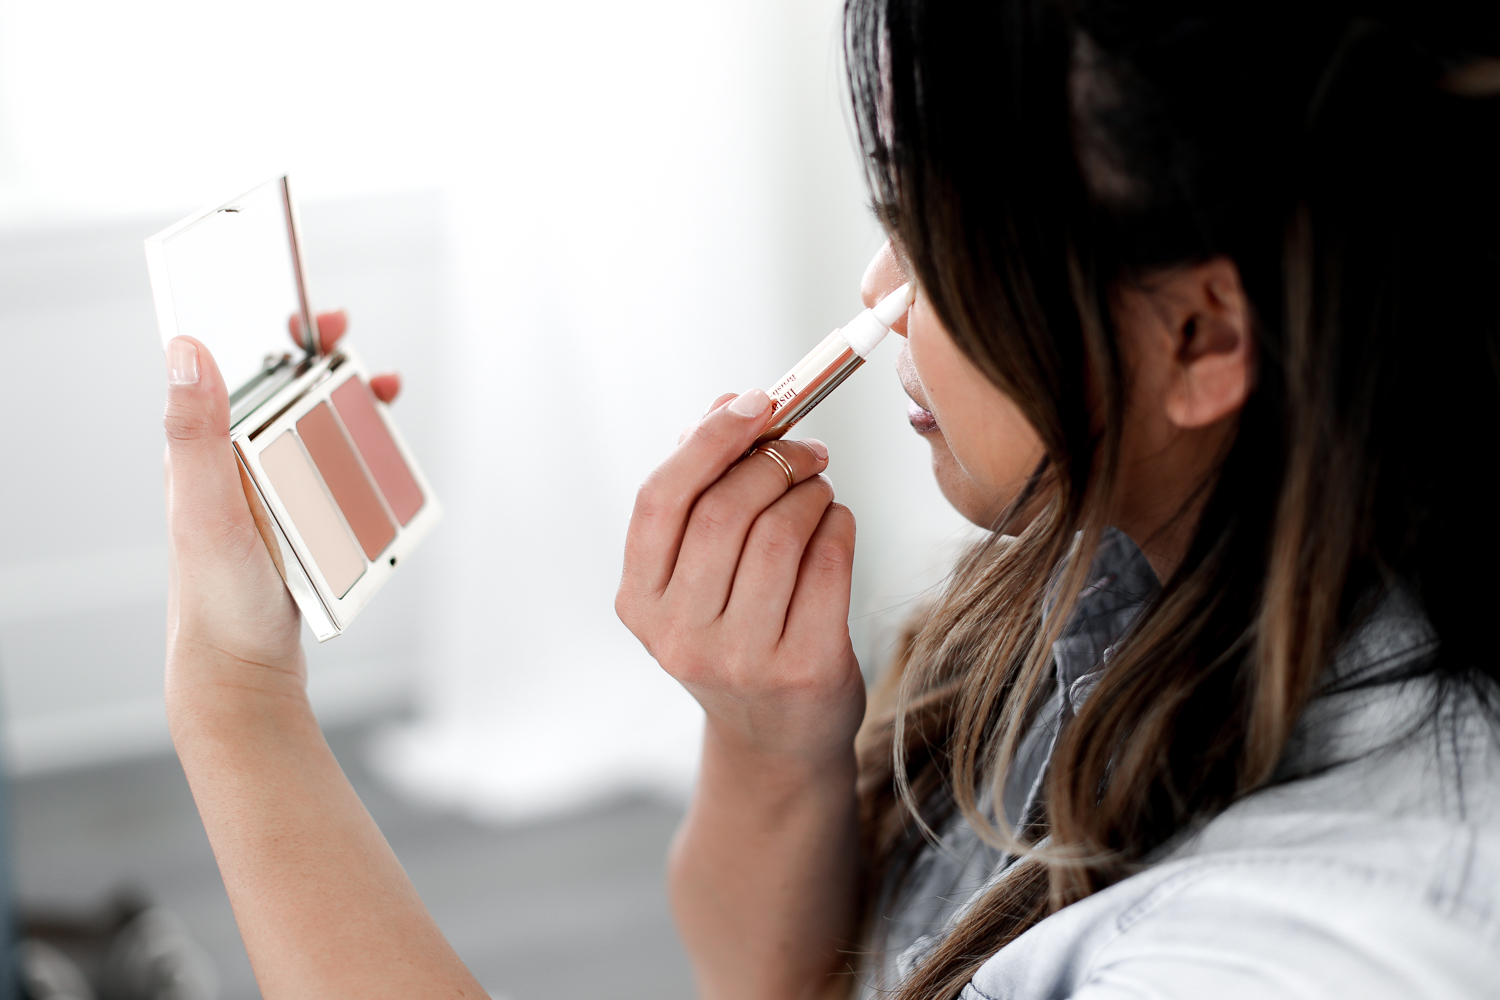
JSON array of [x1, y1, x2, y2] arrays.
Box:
[[148, 178, 313, 403]]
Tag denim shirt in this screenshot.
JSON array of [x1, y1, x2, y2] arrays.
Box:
[[862, 530, 1500, 999]]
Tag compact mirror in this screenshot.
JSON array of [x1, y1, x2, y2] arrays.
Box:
[[145, 177, 316, 414]]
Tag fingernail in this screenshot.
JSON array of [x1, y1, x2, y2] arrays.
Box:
[[727, 388, 770, 418], [166, 338, 199, 385], [803, 438, 829, 462]]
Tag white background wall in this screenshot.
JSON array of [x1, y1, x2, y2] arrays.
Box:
[[0, 0, 973, 809], [0, 194, 452, 772]]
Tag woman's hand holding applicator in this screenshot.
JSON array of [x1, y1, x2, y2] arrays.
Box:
[[617, 392, 866, 1000], [164, 302, 869, 1000]]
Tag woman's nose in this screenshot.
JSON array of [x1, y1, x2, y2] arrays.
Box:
[[861, 240, 910, 336]]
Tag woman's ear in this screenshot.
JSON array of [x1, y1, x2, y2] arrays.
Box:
[[1142, 257, 1254, 429]]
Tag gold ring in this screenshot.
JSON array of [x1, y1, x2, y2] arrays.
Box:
[[751, 445, 796, 489]]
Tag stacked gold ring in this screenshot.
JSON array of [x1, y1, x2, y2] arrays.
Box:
[[750, 445, 796, 489]]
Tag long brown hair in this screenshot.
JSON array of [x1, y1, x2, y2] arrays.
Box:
[[843, 2, 1500, 997]]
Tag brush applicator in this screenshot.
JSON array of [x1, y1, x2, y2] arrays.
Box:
[[754, 282, 914, 445]]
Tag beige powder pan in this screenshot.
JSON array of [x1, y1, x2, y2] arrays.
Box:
[[260, 430, 366, 597]]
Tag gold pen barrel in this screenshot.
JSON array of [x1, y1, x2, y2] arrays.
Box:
[[754, 328, 863, 445], [749, 282, 911, 448]]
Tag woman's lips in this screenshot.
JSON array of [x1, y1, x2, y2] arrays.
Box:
[[907, 399, 939, 433]]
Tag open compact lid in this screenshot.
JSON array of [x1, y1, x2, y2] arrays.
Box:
[[145, 176, 318, 411]]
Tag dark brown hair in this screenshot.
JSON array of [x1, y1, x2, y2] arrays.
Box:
[[844, 2, 1500, 997]]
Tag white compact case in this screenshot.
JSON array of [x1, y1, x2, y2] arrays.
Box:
[[145, 176, 442, 640]]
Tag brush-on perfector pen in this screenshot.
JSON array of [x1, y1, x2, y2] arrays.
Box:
[[754, 282, 915, 445]]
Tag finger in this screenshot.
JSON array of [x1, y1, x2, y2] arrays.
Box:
[[316, 310, 348, 352], [779, 501, 857, 652], [620, 388, 774, 604], [162, 338, 266, 568], [717, 475, 836, 634], [660, 438, 829, 624], [369, 372, 401, 403], [286, 310, 349, 352], [680, 392, 739, 444]]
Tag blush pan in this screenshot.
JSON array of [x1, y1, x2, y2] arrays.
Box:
[[259, 430, 366, 598], [297, 401, 396, 559], [332, 378, 424, 525]]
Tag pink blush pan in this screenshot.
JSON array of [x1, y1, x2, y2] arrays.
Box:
[[332, 378, 424, 525]]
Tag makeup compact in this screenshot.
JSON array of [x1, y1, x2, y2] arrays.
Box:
[[145, 176, 442, 640]]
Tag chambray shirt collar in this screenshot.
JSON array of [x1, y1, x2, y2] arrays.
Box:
[[1001, 528, 1161, 829]]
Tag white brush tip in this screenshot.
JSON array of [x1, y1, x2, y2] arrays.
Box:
[[872, 282, 915, 327]]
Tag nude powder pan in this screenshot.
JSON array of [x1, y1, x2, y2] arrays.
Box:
[[260, 429, 368, 597]]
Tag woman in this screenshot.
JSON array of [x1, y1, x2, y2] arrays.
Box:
[[161, 1, 1500, 998]]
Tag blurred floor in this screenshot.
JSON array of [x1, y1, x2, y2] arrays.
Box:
[[9, 719, 696, 1000]]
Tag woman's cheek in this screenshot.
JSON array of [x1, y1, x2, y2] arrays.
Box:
[[944, 403, 1048, 527], [907, 302, 1046, 527], [927, 435, 1007, 526]]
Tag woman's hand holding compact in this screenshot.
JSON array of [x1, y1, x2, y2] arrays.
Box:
[[162, 314, 483, 1000], [163, 310, 396, 704], [617, 389, 866, 1000]]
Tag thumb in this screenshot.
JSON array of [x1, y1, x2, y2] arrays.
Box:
[[163, 337, 302, 673], [162, 337, 259, 559]]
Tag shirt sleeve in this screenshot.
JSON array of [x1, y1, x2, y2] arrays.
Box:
[[1055, 860, 1496, 1000]]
